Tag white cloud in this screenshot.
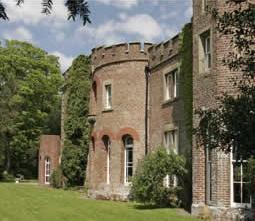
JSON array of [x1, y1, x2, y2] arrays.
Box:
[[2, 0, 67, 26], [2, 26, 33, 42], [184, 5, 192, 19], [51, 51, 74, 72], [76, 14, 162, 45], [95, 0, 138, 9]]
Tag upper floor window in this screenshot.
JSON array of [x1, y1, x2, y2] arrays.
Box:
[[45, 157, 51, 184], [199, 30, 211, 73], [202, 0, 208, 13], [92, 81, 97, 101], [164, 70, 177, 101], [231, 151, 251, 207], [124, 135, 134, 184], [104, 84, 112, 109]]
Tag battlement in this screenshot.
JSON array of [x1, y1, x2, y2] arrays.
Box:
[[91, 42, 153, 71], [148, 34, 180, 69]]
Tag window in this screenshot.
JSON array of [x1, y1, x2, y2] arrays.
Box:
[[164, 130, 178, 187], [164, 130, 178, 154], [206, 147, 213, 203], [104, 84, 112, 109], [124, 136, 133, 184], [231, 151, 251, 207], [164, 70, 177, 101], [200, 31, 211, 72], [202, 0, 208, 12], [45, 157, 51, 184], [102, 135, 111, 184]]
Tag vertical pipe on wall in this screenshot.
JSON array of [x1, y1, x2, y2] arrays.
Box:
[[144, 65, 150, 155]]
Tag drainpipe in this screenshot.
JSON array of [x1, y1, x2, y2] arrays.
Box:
[[144, 65, 150, 155]]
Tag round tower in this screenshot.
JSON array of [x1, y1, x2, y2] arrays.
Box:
[[87, 42, 152, 200]]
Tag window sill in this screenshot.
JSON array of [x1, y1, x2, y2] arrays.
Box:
[[102, 108, 113, 113], [231, 203, 251, 209], [162, 97, 178, 106]]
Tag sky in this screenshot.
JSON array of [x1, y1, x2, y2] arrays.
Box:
[[0, 0, 192, 72]]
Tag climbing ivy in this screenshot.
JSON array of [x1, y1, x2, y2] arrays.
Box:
[[179, 23, 193, 144], [61, 55, 91, 186]]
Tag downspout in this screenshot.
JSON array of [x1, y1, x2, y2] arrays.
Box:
[[144, 65, 150, 155]]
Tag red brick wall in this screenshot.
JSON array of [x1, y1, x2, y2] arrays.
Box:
[[87, 43, 149, 199], [38, 135, 61, 185]]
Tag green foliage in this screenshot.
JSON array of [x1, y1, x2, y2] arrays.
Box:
[[130, 148, 187, 207], [50, 166, 64, 189], [0, 0, 91, 25], [0, 40, 62, 178], [1, 171, 15, 182], [195, 1, 255, 159], [61, 55, 91, 187], [179, 23, 193, 142]]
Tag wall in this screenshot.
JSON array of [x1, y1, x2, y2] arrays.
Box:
[[38, 135, 61, 185], [87, 42, 151, 200]]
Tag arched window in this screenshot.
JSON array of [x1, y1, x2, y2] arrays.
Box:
[[102, 135, 111, 184], [45, 157, 51, 184], [123, 135, 133, 184]]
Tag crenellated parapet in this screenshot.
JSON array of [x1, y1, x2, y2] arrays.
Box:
[[91, 42, 153, 71], [148, 34, 180, 69]]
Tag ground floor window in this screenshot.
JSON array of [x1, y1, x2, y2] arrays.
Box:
[[231, 152, 251, 207], [102, 135, 111, 184], [124, 135, 133, 184], [206, 147, 212, 203], [45, 157, 51, 184], [163, 130, 178, 187]]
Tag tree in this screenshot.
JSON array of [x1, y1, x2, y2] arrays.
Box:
[[0, 0, 90, 25], [0, 40, 62, 178], [130, 148, 186, 207], [195, 0, 255, 158], [61, 55, 91, 186]]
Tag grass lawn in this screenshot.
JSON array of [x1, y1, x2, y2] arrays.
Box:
[[0, 183, 199, 221]]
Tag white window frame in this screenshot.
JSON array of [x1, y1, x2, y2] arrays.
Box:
[[103, 136, 111, 184], [124, 136, 134, 185], [163, 130, 178, 187], [45, 157, 51, 184], [202, 0, 208, 13], [104, 84, 112, 109], [164, 70, 177, 101], [205, 147, 213, 204], [230, 151, 251, 208]]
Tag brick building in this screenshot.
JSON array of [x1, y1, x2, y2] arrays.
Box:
[[44, 0, 253, 219], [38, 135, 61, 185], [192, 0, 254, 220]]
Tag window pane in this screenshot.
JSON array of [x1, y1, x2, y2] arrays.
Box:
[[243, 183, 251, 204], [243, 163, 249, 182], [128, 167, 133, 178], [127, 150, 133, 163], [234, 183, 241, 203], [233, 162, 241, 182]]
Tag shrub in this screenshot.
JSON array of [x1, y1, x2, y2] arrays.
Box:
[[130, 148, 187, 207], [50, 167, 64, 188], [1, 171, 15, 182]]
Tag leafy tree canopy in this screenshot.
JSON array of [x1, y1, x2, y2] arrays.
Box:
[[61, 55, 91, 186], [0, 40, 62, 178], [0, 0, 90, 25]]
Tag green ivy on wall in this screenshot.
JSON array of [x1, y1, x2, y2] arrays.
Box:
[[179, 23, 193, 145], [61, 55, 91, 187]]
